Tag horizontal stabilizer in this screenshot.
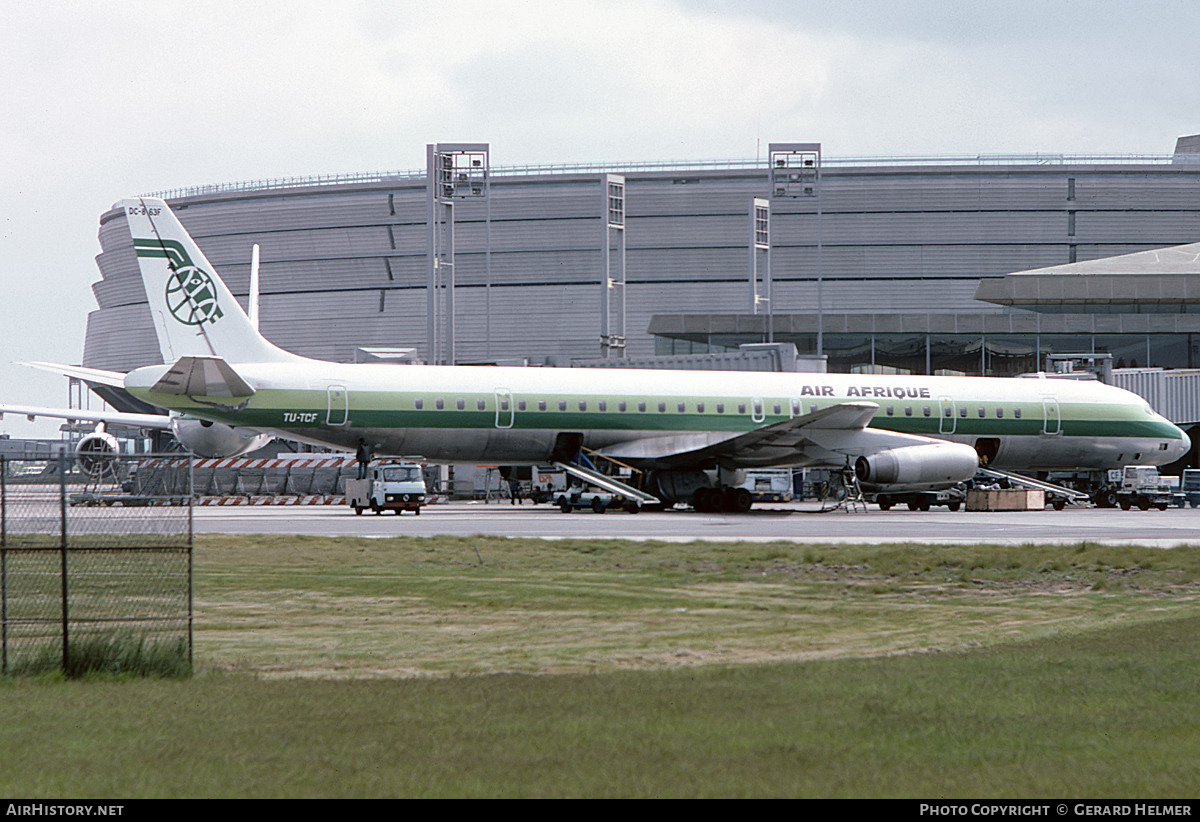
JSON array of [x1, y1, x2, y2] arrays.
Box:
[[19, 361, 128, 389], [151, 356, 256, 399]]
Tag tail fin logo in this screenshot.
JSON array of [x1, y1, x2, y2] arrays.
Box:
[[134, 238, 225, 328]]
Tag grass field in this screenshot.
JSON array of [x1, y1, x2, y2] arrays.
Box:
[[2, 535, 1199, 797]]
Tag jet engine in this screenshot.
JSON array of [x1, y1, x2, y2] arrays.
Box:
[[854, 442, 978, 490], [74, 425, 121, 478], [170, 418, 271, 459]]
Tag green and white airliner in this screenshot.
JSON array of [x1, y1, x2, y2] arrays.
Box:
[[9, 197, 1189, 511]]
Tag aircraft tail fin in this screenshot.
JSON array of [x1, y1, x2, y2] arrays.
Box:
[[121, 197, 299, 364]]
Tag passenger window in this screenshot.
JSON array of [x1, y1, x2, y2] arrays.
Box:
[[456, 399, 465, 411], [923, 406, 931, 417], [791, 400, 800, 415], [996, 407, 1003, 418], [904, 406, 912, 417], [477, 399, 486, 411], [415, 398, 424, 410], [558, 400, 567, 411], [773, 403, 782, 416], [886, 406, 894, 416], [696, 402, 705, 413], [1014, 408, 1022, 419], [518, 400, 527, 411], [657, 401, 666, 412], [716, 403, 725, 414], [637, 401, 647, 413], [618, 401, 627, 412], [578, 400, 587, 412], [738, 403, 746, 415], [677, 401, 686, 413], [598, 400, 607, 412], [538, 400, 547, 411], [436, 398, 445, 410], [977, 407, 985, 418]]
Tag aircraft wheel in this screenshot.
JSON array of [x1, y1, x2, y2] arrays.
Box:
[[725, 487, 753, 513]]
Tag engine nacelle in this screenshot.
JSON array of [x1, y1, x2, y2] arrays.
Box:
[[855, 442, 978, 490], [75, 429, 121, 477], [170, 418, 271, 458]]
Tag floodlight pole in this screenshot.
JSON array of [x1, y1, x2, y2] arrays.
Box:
[[769, 143, 822, 355], [426, 143, 489, 365]]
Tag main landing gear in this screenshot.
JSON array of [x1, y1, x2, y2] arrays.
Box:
[[691, 485, 754, 513]]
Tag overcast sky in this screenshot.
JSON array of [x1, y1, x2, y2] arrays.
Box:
[[3, 0, 1200, 437]]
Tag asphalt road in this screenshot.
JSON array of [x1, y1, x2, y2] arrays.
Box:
[[191, 499, 1200, 546]]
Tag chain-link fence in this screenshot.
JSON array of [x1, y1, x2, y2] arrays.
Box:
[[0, 454, 192, 677]]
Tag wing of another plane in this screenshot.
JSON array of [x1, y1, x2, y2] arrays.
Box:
[[598, 401, 965, 471], [0, 404, 172, 430]]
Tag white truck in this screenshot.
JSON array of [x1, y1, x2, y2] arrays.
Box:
[[1115, 465, 1173, 511], [346, 461, 427, 515]]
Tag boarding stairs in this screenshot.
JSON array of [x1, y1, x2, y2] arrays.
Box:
[[553, 449, 660, 509], [976, 467, 1090, 508]]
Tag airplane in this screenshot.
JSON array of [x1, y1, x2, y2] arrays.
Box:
[[5, 195, 1190, 508], [93, 195, 1186, 511]]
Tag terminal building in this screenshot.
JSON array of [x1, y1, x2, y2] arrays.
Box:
[[83, 137, 1200, 454]]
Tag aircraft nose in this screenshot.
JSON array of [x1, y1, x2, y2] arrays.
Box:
[[1175, 425, 1192, 460]]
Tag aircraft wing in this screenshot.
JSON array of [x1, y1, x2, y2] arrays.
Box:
[[0, 404, 172, 430], [598, 401, 951, 470]]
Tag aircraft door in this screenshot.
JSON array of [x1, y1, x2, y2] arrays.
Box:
[[1042, 397, 1061, 435], [326, 385, 349, 426], [495, 389, 514, 429], [939, 396, 956, 434]]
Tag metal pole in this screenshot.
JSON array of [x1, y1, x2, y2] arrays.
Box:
[[59, 450, 68, 673], [2, 455, 6, 675], [188, 456, 194, 674]]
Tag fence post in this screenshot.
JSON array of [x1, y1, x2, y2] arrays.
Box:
[[59, 450, 68, 674], [2, 455, 6, 675]]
